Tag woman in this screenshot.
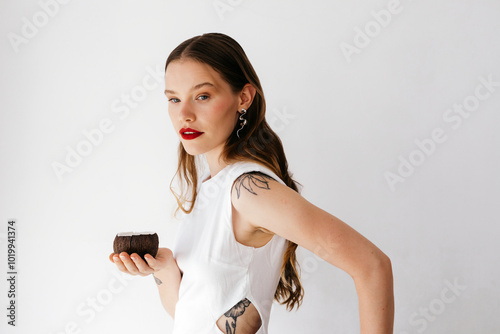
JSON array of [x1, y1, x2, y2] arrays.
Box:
[[109, 33, 394, 333]]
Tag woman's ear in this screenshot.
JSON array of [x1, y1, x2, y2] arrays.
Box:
[[239, 83, 257, 110]]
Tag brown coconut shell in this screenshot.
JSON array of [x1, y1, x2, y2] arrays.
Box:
[[113, 232, 159, 260]]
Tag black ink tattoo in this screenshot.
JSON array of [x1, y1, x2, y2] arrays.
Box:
[[224, 298, 251, 334], [154, 275, 162, 285], [234, 172, 273, 199]]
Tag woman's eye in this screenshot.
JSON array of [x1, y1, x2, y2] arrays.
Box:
[[197, 95, 209, 101], [168, 98, 180, 103]]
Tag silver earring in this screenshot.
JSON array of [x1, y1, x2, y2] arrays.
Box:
[[236, 109, 247, 139]]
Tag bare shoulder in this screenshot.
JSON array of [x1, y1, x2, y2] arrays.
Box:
[[231, 171, 306, 231], [232, 171, 278, 199], [231, 171, 296, 204], [230, 171, 287, 243]]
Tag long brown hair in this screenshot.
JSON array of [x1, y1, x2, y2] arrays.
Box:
[[165, 33, 303, 311]]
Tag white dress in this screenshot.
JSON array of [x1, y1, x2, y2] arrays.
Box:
[[171, 161, 289, 333]]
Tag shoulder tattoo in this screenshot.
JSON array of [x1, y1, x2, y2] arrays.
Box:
[[233, 171, 274, 199]]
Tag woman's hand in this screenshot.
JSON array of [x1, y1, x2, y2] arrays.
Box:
[[108, 248, 175, 277], [110, 248, 182, 317]]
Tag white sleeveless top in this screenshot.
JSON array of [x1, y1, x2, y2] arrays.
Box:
[[171, 161, 288, 333]]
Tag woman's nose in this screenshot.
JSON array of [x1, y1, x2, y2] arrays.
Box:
[[179, 103, 195, 122]]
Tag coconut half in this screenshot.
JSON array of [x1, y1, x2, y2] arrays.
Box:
[[113, 232, 159, 260]]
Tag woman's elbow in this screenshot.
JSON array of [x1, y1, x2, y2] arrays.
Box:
[[354, 250, 393, 283], [378, 252, 392, 273], [381, 254, 393, 284], [371, 251, 392, 277]]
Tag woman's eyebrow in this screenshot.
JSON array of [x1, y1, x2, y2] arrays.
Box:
[[164, 82, 215, 95]]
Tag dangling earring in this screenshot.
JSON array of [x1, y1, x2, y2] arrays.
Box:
[[236, 109, 247, 139]]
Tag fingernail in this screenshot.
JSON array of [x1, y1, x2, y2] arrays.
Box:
[[113, 256, 119, 262]]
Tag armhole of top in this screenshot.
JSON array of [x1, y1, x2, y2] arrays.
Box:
[[230, 166, 285, 237]]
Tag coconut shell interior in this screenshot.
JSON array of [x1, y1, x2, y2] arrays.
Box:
[[113, 232, 159, 260]]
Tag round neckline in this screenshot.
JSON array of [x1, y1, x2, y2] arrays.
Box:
[[201, 162, 238, 185], [200, 160, 269, 185]]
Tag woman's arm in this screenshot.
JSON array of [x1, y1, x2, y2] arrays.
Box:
[[109, 248, 182, 318], [231, 173, 394, 333]]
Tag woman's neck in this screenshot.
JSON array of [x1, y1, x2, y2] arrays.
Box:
[[204, 149, 231, 180]]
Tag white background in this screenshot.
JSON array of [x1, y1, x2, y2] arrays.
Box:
[[1, 0, 499, 333]]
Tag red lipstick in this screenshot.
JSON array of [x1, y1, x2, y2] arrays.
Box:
[[179, 127, 204, 140]]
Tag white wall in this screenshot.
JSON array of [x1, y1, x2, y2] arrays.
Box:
[[1, 0, 499, 333]]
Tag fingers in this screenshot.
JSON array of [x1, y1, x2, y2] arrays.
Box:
[[130, 254, 155, 275], [111, 253, 129, 273], [144, 254, 158, 269], [111, 252, 153, 277], [120, 252, 146, 276], [109, 249, 173, 276]]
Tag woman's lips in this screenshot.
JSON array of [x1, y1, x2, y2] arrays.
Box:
[[179, 127, 204, 140]]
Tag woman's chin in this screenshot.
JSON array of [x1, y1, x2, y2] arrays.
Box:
[[182, 140, 225, 158], [181, 144, 206, 156]]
